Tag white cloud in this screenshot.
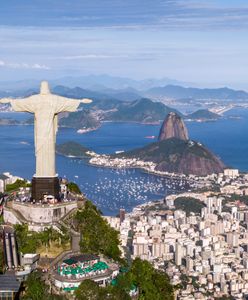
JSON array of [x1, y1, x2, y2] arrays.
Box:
[[0, 60, 50, 70], [58, 54, 129, 60]]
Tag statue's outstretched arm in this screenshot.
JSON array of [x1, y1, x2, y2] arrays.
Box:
[[58, 96, 92, 104], [2, 96, 36, 113], [0, 98, 12, 104], [55, 96, 92, 113]]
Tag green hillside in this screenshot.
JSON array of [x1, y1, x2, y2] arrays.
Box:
[[56, 142, 92, 158]]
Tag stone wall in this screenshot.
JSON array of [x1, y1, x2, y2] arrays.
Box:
[[3, 207, 22, 225], [12, 201, 77, 224]]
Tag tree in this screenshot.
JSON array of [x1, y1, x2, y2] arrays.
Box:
[[6, 179, 31, 192], [75, 201, 122, 263], [14, 224, 40, 254], [58, 225, 70, 246], [40, 227, 55, 252], [74, 280, 102, 300], [174, 197, 205, 216], [75, 280, 131, 300], [127, 258, 174, 300], [22, 271, 48, 300], [68, 182, 81, 194], [21, 271, 67, 300], [104, 285, 131, 300]]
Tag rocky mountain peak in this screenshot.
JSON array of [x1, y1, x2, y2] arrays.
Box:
[[158, 112, 189, 141]]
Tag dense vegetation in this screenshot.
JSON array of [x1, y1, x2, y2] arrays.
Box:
[[21, 271, 66, 300], [186, 109, 220, 120], [56, 142, 91, 158], [6, 179, 31, 192], [174, 197, 206, 216], [113, 137, 225, 176], [67, 182, 82, 194], [117, 138, 215, 162], [126, 258, 174, 300], [14, 224, 70, 254], [74, 201, 122, 263], [226, 194, 248, 204], [75, 258, 174, 300], [75, 279, 130, 300]]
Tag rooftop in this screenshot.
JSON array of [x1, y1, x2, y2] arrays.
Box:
[[70, 254, 100, 263], [0, 275, 21, 292], [0, 174, 9, 180]]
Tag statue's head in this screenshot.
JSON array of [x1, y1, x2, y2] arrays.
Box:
[[40, 81, 50, 95]]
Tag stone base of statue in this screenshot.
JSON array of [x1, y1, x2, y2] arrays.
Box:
[[31, 176, 60, 201]]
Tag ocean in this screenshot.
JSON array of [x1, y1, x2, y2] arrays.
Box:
[[0, 108, 247, 215]]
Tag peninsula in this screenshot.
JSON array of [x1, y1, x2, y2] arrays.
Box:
[[57, 112, 226, 177]]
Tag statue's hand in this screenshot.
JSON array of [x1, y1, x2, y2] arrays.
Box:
[[0, 98, 11, 104], [80, 98, 92, 104]]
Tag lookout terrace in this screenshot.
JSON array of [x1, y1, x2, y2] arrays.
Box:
[[52, 254, 119, 293]]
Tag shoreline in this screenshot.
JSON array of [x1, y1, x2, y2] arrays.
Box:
[[57, 151, 211, 186], [88, 160, 207, 183]]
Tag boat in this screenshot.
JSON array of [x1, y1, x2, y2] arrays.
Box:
[[20, 141, 30, 145], [77, 128, 88, 134], [145, 136, 156, 139]]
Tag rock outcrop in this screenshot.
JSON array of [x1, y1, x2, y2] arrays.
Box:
[[158, 112, 189, 141], [118, 138, 225, 176], [154, 140, 225, 176], [116, 113, 226, 176]]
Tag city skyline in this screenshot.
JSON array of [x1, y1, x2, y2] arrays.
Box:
[[0, 0, 248, 89]]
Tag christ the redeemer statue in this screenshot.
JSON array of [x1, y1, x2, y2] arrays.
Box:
[[0, 81, 92, 200]]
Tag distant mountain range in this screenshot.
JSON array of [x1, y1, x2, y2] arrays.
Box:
[[1, 78, 248, 102], [0, 82, 227, 130], [0, 74, 190, 91], [52, 83, 248, 102], [145, 85, 248, 100]]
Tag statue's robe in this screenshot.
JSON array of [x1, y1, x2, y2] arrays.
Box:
[[11, 94, 80, 177]]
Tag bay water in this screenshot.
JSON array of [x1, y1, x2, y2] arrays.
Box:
[[0, 108, 246, 215]]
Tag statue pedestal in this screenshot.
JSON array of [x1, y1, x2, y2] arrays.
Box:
[[31, 177, 60, 201]]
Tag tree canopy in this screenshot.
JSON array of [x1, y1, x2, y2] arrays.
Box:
[[6, 179, 31, 192], [14, 224, 70, 254], [68, 182, 82, 194], [74, 258, 174, 300], [75, 201, 122, 263], [174, 197, 205, 216], [126, 258, 174, 300], [21, 271, 67, 300], [21, 271, 48, 300]]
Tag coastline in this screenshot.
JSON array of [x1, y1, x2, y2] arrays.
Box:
[[57, 150, 213, 189]]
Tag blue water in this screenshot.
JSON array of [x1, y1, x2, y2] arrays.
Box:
[[188, 108, 248, 171], [0, 108, 247, 214]]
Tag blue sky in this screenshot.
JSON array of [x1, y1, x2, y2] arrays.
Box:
[[0, 0, 248, 88]]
